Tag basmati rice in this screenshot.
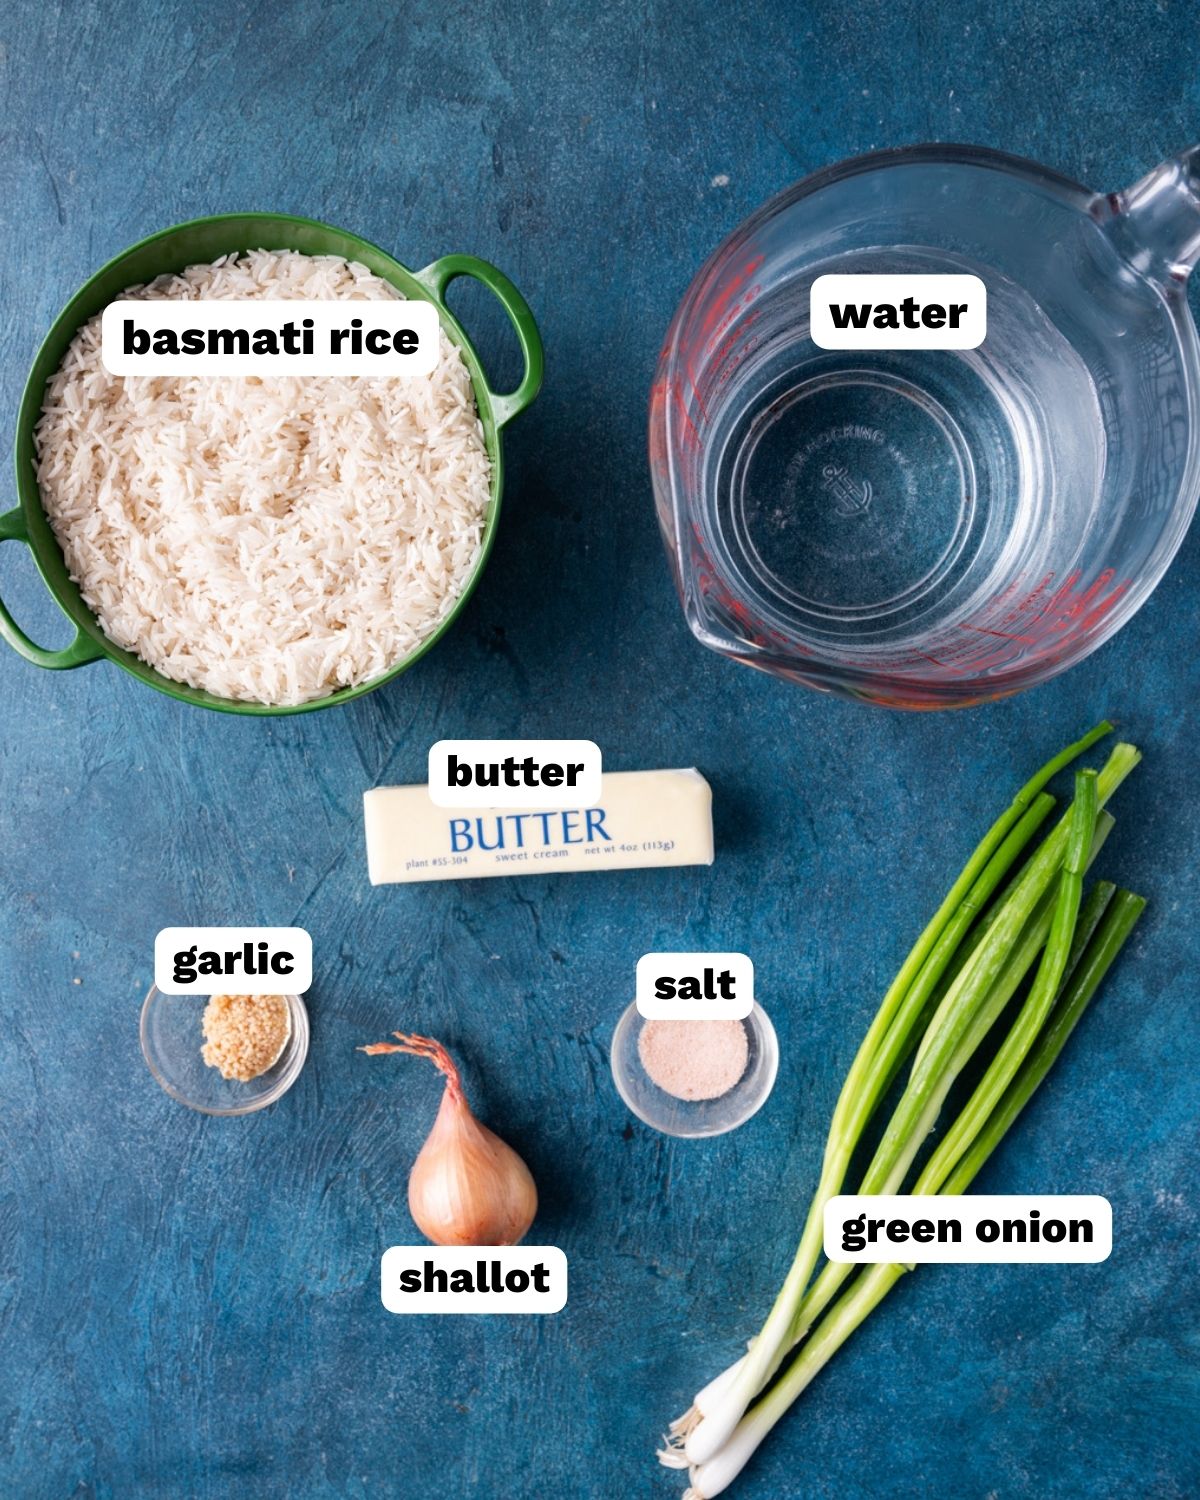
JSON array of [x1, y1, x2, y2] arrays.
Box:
[[34, 250, 491, 705]]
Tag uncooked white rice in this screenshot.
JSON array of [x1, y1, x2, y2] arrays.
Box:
[[35, 250, 491, 705]]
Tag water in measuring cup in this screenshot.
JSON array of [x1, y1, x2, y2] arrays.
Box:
[[705, 251, 1106, 656]]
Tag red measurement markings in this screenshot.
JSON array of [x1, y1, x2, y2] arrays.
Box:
[[955, 569, 1130, 674], [695, 254, 765, 341], [818, 570, 1132, 686], [682, 288, 763, 430], [650, 375, 704, 465], [657, 252, 766, 457]]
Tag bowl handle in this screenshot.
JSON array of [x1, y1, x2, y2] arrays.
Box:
[[413, 254, 544, 428], [0, 507, 106, 669]]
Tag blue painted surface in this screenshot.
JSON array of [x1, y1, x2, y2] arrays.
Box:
[[1, 2, 1198, 1496]]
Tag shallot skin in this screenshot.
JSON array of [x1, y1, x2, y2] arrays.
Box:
[[360, 1030, 538, 1247], [409, 1085, 538, 1247]]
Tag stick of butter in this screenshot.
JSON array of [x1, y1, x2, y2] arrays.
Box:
[[364, 769, 714, 884]]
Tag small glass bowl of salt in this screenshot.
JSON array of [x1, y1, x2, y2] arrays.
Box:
[[609, 1002, 778, 1137]]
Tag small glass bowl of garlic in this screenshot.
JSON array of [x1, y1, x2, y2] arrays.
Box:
[[140, 987, 309, 1115]]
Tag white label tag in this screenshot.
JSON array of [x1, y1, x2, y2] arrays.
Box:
[[154, 926, 312, 995], [380, 1246, 568, 1313], [810, 274, 986, 350], [824, 1195, 1112, 1264], [635, 952, 754, 1019], [101, 299, 441, 376], [427, 739, 602, 808]]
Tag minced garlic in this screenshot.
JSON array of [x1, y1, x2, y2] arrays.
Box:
[[201, 994, 291, 1082]]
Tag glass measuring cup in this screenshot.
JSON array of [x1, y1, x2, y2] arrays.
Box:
[[650, 145, 1200, 708]]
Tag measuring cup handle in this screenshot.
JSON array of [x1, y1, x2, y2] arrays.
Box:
[[413, 254, 544, 428], [1107, 146, 1200, 284], [0, 507, 105, 669]]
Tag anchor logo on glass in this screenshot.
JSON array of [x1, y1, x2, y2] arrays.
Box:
[[820, 463, 873, 517]]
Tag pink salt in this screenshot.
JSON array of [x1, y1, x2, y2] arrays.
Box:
[[637, 1018, 749, 1102]]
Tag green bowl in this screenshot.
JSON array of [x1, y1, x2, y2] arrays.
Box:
[[0, 212, 544, 715]]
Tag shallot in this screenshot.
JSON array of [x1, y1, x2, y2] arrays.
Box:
[[360, 1031, 537, 1247]]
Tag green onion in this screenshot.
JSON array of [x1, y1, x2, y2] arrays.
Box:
[[772, 803, 1115, 1359], [669, 725, 1111, 1458], [662, 726, 1146, 1494], [680, 740, 1135, 1470], [942, 888, 1146, 1194], [916, 770, 1097, 1191], [680, 889, 1146, 1500]]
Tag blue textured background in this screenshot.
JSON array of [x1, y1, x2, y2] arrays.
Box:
[[1, 3, 1198, 1497]]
